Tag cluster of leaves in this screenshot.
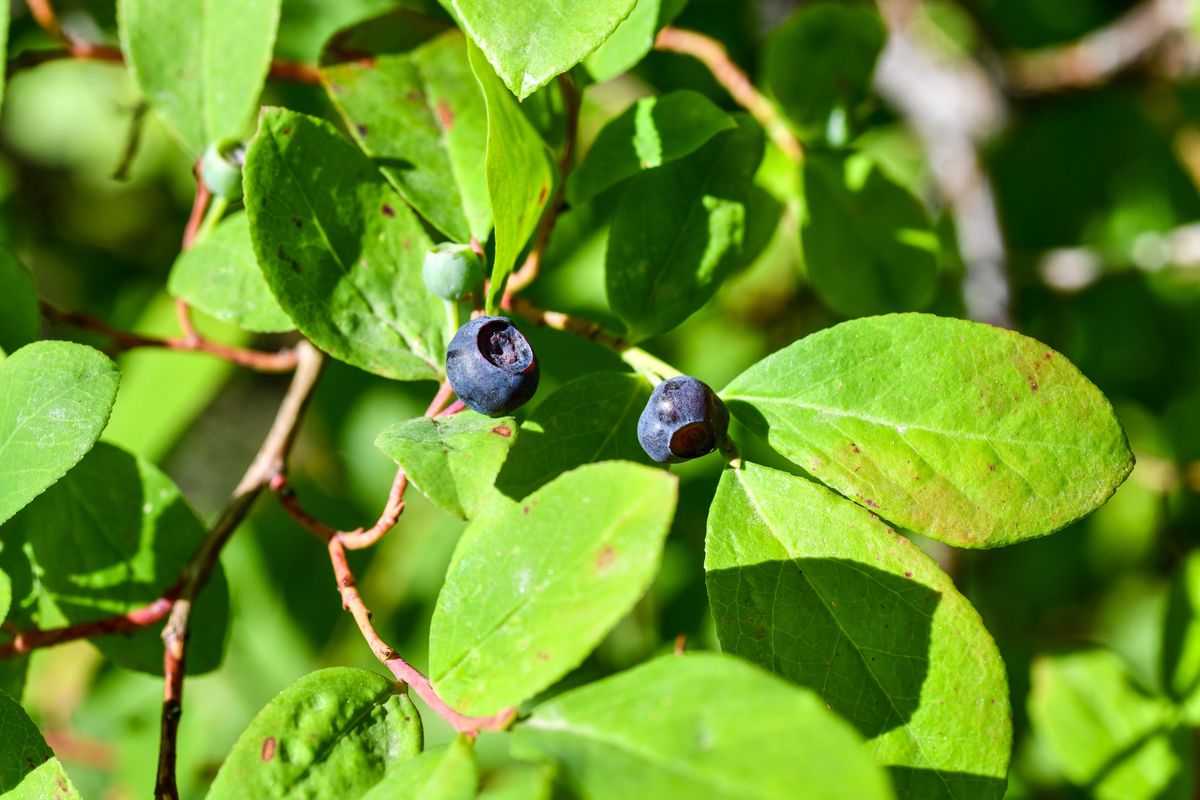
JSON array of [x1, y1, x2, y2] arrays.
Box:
[[3, 0, 1193, 798]]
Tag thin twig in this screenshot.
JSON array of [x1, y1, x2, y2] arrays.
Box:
[[40, 301, 301, 373], [507, 75, 580, 295], [654, 26, 803, 162], [0, 592, 177, 658], [154, 342, 324, 800], [174, 172, 211, 344]]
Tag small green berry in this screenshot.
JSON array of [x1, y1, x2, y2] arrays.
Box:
[[422, 243, 484, 301], [201, 138, 247, 200]]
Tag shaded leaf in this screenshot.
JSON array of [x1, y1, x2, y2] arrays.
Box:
[[567, 90, 736, 205], [1031, 650, 1191, 800], [168, 213, 293, 334], [208, 667, 423, 799], [443, 0, 637, 98], [362, 737, 476, 800], [119, 0, 281, 153], [722, 314, 1134, 547], [322, 21, 491, 242], [468, 43, 554, 312], [244, 108, 446, 380], [607, 114, 764, 341], [495, 372, 652, 500], [511, 653, 892, 800], [0, 689, 81, 798], [0, 250, 37, 356], [583, 0, 685, 82], [1161, 550, 1200, 721], [376, 412, 517, 520], [430, 462, 677, 715], [0, 341, 120, 527], [801, 151, 939, 317], [707, 462, 1010, 798]]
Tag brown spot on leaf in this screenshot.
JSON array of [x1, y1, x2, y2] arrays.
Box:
[[261, 736, 276, 761], [1027, 375, 1039, 392], [988, 464, 996, 472], [1044, 352, 1053, 361], [436, 100, 454, 130], [281, 127, 292, 136], [277, 246, 301, 273], [522, 505, 530, 515], [405, 89, 424, 103], [357, 124, 369, 137], [904, 571, 914, 579], [536, 651, 550, 662], [492, 425, 512, 437], [381, 203, 395, 218], [537, 184, 548, 204], [863, 498, 880, 509], [292, 217, 303, 229], [595, 545, 617, 573], [850, 442, 860, 454]]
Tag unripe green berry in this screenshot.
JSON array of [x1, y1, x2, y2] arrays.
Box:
[[422, 243, 484, 301], [201, 138, 247, 200]]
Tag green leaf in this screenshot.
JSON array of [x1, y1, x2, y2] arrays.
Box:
[[362, 737, 477, 800], [511, 653, 893, 800], [606, 114, 764, 341], [583, 0, 685, 83], [495, 372, 653, 500], [468, 43, 555, 312], [12, 442, 229, 674], [1161, 550, 1200, 720], [244, 107, 447, 380], [0, 250, 37, 356], [376, 412, 517, 520], [0, 689, 81, 798], [477, 763, 555, 800], [168, 213, 293, 334], [207, 667, 423, 799], [707, 462, 1010, 798], [0, 568, 9, 627], [722, 314, 1134, 547], [322, 22, 491, 242], [118, 0, 282, 154], [0, 341, 120, 527], [567, 91, 736, 206], [430, 461, 677, 715], [801, 151, 939, 317], [443, 0, 637, 99], [1031, 650, 1192, 800], [0, 3, 9, 110], [763, 3, 885, 139]]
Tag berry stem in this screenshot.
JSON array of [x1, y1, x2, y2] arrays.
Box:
[[444, 298, 460, 342], [196, 195, 229, 243], [620, 346, 683, 386]]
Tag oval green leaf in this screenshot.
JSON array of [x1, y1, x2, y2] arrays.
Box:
[[119, 0, 281, 154], [429, 461, 678, 715], [722, 314, 1134, 547], [322, 22, 491, 242], [511, 652, 893, 800], [0, 689, 82, 798], [495, 372, 653, 500], [376, 412, 518, 520], [0, 250, 37, 356], [13, 442, 229, 674], [244, 108, 447, 380], [606, 114, 764, 341], [566, 90, 736, 205], [444, 0, 637, 99], [208, 667, 423, 799], [361, 737, 477, 800], [168, 213, 293, 334], [801, 151, 939, 317], [0, 341, 120, 527], [707, 462, 1010, 798], [583, 0, 684, 83]]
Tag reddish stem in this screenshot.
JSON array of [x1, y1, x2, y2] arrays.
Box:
[[0, 593, 177, 658]]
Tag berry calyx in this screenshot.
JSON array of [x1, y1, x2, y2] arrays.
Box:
[[445, 316, 539, 416], [423, 243, 484, 301], [201, 138, 247, 200], [637, 376, 729, 463]]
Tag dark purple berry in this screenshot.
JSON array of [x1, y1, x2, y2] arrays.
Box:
[[445, 316, 539, 416], [637, 376, 729, 463]]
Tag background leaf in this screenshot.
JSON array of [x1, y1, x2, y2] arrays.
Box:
[[707, 462, 1010, 798], [207, 667, 423, 799], [510, 653, 893, 800], [168, 213, 293, 334], [722, 314, 1134, 547], [0, 689, 81, 798], [583, 0, 685, 83], [1161, 550, 1200, 721], [376, 412, 517, 520], [468, 43, 554, 312], [244, 108, 447, 381], [0, 250, 37, 356], [606, 114, 764, 341], [763, 3, 886, 139], [119, 0, 282, 154], [442, 0, 637, 98], [362, 737, 477, 800], [495, 372, 652, 500], [800, 151, 939, 317], [0, 341, 120, 527], [10, 442, 229, 674], [567, 90, 735, 205], [1030, 650, 1191, 800], [429, 461, 677, 715], [322, 21, 491, 242]]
